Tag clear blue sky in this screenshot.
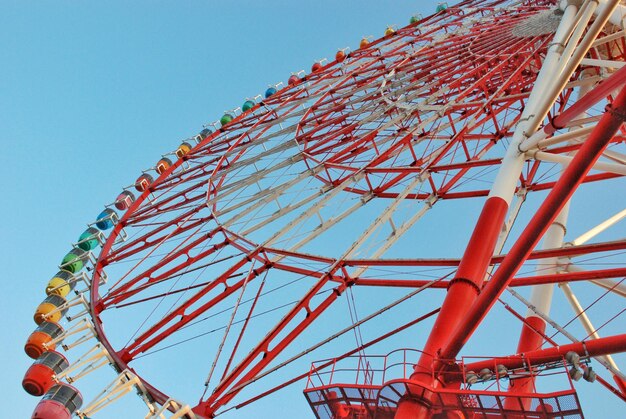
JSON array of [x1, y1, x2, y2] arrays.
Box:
[[1, 1, 623, 418]]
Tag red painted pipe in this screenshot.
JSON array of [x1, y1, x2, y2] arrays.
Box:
[[549, 64, 626, 134], [441, 85, 626, 362], [464, 334, 626, 372], [506, 316, 547, 404], [394, 196, 510, 419], [414, 198, 510, 375], [352, 267, 626, 288]]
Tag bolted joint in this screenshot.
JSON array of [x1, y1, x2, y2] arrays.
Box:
[[447, 277, 481, 295], [605, 103, 626, 121]]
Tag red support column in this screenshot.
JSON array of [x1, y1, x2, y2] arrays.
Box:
[[507, 316, 547, 396], [394, 196, 510, 419], [394, 84, 626, 419], [440, 85, 626, 362], [415, 196, 510, 377]]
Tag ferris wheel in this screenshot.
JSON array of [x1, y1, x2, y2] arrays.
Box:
[[23, 0, 626, 418]]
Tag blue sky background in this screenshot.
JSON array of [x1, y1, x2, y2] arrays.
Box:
[[1, 1, 623, 418]]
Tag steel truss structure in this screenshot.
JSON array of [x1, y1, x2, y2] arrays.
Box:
[[25, 0, 626, 418]]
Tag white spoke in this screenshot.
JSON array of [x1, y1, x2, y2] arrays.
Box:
[[562, 263, 626, 298], [558, 282, 621, 371], [506, 287, 626, 381], [570, 208, 626, 246], [528, 150, 626, 176]]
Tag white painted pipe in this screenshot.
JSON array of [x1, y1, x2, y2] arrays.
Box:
[[580, 58, 626, 68], [563, 263, 626, 297], [571, 207, 626, 245], [596, 0, 626, 29], [559, 282, 622, 371], [529, 150, 626, 175], [489, 2, 581, 203], [535, 125, 594, 149]]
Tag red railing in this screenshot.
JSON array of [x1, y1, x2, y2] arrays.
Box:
[[304, 350, 584, 419], [305, 348, 425, 391]]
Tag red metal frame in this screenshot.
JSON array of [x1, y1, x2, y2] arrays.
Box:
[[77, 1, 626, 417]]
